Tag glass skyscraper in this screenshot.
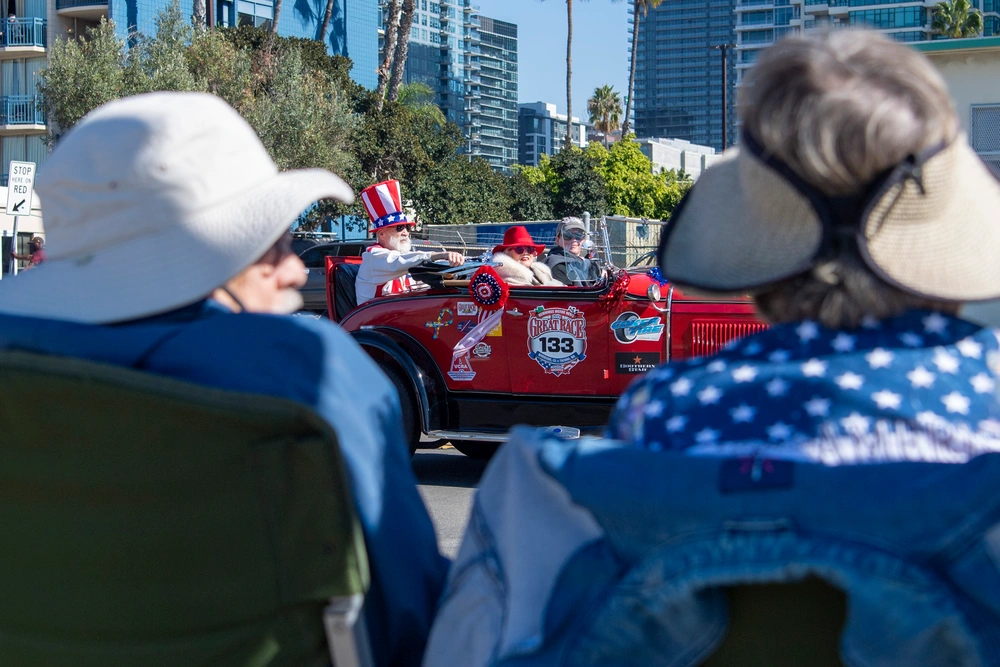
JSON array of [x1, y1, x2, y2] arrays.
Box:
[[630, 0, 738, 151], [475, 16, 517, 172], [388, 0, 518, 172], [735, 0, 1000, 89]]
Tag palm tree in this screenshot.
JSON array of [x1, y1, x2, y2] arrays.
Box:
[[387, 0, 416, 102], [318, 0, 336, 47], [376, 0, 402, 109], [399, 82, 447, 126], [193, 0, 206, 30], [271, 0, 281, 33], [565, 0, 574, 146], [932, 0, 983, 37], [588, 84, 622, 147], [622, 0, 664, 136], [543, 0, 589, 145]]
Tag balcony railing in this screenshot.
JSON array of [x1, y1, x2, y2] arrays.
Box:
[[55, 0, 108, 8], [0, 95, 44, 126], [0, 18, 46, 48]]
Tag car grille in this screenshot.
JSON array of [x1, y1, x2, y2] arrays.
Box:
[[690, 321, 768, 357]]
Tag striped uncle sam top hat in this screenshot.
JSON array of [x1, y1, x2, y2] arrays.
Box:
[[360, 179, 415, 230]]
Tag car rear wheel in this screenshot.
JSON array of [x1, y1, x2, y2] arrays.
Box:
[[379, 363, 421, 457], [451, 440, 501, 460]]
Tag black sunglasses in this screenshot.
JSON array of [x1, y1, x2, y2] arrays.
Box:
[[389, 224, 411, 233], [561, 229, 586, 241]]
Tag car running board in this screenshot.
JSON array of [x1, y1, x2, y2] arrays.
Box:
[[426, 426, 581, 442]]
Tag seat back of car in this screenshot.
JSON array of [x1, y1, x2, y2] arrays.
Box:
[[332, 259, 361, 321]]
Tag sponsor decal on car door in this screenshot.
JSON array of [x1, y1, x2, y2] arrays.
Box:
[[502, 292, 612, 395]]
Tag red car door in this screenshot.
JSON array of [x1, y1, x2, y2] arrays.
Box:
[[501, 287, 613, 396]]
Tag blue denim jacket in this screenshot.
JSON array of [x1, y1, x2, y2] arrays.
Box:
[[426, 427, 1000, 666], [427, 312, 1000, 666]]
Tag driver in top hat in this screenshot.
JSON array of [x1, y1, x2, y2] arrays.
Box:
[[355, 180, 464, 306]]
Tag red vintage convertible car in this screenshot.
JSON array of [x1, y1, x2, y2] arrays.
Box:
[[325, 244, 765, 457]]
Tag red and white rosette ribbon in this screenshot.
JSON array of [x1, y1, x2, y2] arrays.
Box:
[[468, 266, 509, 311]]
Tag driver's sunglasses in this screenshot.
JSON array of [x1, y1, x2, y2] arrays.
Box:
[[512, 246, 538, 255], [390, 224, 411, 233], [263, 232, 294, 262], [562, 230, 586, 241]]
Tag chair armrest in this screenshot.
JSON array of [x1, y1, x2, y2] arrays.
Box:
[[324, 593, 374, 667]]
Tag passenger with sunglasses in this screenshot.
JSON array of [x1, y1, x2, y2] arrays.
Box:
[[490, 226, 563, 286], [543, 217, 604, 286], [356, 180, 464, 305]]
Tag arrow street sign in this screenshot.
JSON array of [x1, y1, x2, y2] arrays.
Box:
[[6, 161, 35, 215]]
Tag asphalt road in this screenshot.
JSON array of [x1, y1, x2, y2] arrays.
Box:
[[412, 446, 489, 558]]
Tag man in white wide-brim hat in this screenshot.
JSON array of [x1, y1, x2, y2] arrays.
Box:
[[0, 92, 446, 667], [424, 31, 1000, 666]]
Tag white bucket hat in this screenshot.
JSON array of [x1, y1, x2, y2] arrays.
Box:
[[659, 130, 1000, 302], [0, 91, 354, 324]]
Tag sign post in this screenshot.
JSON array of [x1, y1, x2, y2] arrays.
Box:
[[6, 160, 36, 277]]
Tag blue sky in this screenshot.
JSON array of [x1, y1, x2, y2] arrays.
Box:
[[472, 0, 631, 122]]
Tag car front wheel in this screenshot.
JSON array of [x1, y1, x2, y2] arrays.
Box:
[[451, 440, 501, 460], [379, 363, 421, 457]]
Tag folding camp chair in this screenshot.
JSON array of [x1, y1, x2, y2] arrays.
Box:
[[0, 350, 372, 667]]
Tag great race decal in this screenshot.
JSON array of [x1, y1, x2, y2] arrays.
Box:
[[457, 301, 478, 316], [527, 307, 587, 376], [611, 311, 664, 344]]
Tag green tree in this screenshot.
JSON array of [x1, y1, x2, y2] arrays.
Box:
[[397, 81, 447, 127], [39, 19, 127, 130], [587, 84, 622, 147], [412, 157, 512, 225], [549, 145, 607, 218], [598, 137, 662, 217], [124, 1, 198, 94], [932, 0, 983, 37], [508, 167, 554, 221], [622, 0, 664, 136], [656, 169, 693, 220]]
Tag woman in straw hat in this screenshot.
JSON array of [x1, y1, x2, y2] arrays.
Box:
[[490, 226, 563, 286], [609, 30, 1000, 463], [423, 32, 1000, 667]]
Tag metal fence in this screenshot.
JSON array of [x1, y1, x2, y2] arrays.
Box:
[[1, 18, 45, 48], [0, 95, 43, 126], [414, 214, 669, 268]]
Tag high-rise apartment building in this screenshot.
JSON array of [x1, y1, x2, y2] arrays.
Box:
[[475, 16, 516, 171], [386, 0, 518, 172], [734, 0, 1000, 87], [629, 0, 738, 151], [517, 101, 587, 167]]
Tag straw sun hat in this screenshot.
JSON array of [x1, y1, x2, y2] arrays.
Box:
[[659, 130, 1000, 303], [0, 92, 354, 324]]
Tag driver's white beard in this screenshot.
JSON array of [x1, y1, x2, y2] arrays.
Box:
[[273, 289, 305, 315], [386, 235, 412, 253]]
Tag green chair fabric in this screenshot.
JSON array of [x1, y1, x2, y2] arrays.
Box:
[[702, 578, 848, 666], [0, 350, 369, 667]]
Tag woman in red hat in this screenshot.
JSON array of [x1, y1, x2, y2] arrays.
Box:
[[490, 226, 563, 286]]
